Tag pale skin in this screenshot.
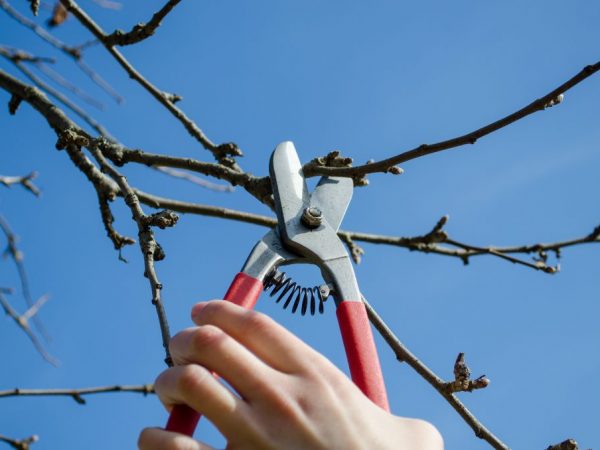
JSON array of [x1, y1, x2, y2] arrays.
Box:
[[139, 300, 444, 450]]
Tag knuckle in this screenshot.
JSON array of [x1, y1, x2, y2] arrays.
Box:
[[262, 383, 301, 417], [190, 324, 226, 352], [197, 300, 227, 322], [240, 309, 272, 335], [176, 364, 209, 395]]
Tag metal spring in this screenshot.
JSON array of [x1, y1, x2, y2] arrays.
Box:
[[263, 270, 328, 316]]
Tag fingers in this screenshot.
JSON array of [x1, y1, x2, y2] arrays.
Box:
[[138, 427, 215, 450], [154, 364, 246, 436], [190, 300, 333, 374], [169, 324, 283, 402]]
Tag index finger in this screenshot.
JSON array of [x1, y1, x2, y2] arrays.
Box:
[[191, 301, 334, 375]]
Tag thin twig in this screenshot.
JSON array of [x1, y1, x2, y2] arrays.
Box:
[[361, 296, 508, 450], [0, 434, 38, 450], [0, 0, 78, 57], [104, 0, 181, 46], [0, 292, 57, 366], [0, 48, 113, 138], [153, 166, 234, 193], [59, 0, 243, 165], [0, 384, 154, 404], [33, 61, 104, 110], [0, 0, 121, 102], [0, 172, 40, 196], [96, 140, 265, 201], [303, 61, 600, 180], [0, 214, 49, 340], [96, 191, 135, 253], [88, 147, 173, 366]]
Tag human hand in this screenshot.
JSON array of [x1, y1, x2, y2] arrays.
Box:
[[139, 300, 443, 450]]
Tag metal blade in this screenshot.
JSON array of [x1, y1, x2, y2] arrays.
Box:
[[269, 141, 309, 239], [268, 141, 360, 303], [310, 176, 353, 232]]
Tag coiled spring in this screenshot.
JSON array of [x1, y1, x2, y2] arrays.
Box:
[[263, 270, 330, 316]]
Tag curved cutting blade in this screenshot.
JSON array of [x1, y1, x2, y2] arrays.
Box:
[[269, 141, 309, 240], [311, 176, 353, 232], [269, 141, 360, 303]]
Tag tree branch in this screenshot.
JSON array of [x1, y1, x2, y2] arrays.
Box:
[[153, 166, 234, 193], [0, 434, 38, 450], [0, 213, 50, 341], [104, 0, 181, 46], [0, 0, 121, 103], [303, 61, 600, 181], [362, 296, 507, 450], [0, 292, 57, 366], [0, 172, 40, 196], [88, 147, 174, 366], [0, 384, 154, 404], [546, 439, 580, 450], [59, 0, 243, 166], [0, 47, 113, 138]]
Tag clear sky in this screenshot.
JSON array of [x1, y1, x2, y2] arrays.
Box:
[[1, 1, 599, 449]]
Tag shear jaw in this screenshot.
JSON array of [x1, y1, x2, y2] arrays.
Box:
[[269, 141, 362, 303]]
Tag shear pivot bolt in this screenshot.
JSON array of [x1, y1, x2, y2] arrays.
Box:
[[301, 207, 323, 228]]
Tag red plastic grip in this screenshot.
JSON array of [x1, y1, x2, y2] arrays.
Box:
[[165, 404, 200, 436], [165, 272, 263, 436], [336, 300, 389, 411], [223, 272, 263, 308]]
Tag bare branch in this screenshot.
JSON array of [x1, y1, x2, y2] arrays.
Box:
[[104, 0, 182, 46], [154, 166, 234, 193], [0, 384, 154, 404], [95, 140, 268, 203], [91, 0, 121, 10], [361, 296, 508, 450], [546, 439, 580, 450], [88, 147, 173, 366], [0, 434, 38, 450], [1, 69, 598, 276], [0, 292, 57, 366], [20, 294, 49, 322], [97, 191, 135, 253], [0, 0, 77, 56], [0, 214, 50, 341], [59, 0, 243, 165], [303, 61, 600, 180], [0, 172, 40, 196], [33, 61, 104, 110], [339, 232, 365, 264], [0, 47, 114, 138], [0, 0, 122, 102]]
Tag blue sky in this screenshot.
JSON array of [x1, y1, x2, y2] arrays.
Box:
[[1, 1, 599, 449]]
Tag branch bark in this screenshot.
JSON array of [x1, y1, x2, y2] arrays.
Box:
[[104, 0, 181, 46], [303, 61, 600, 181], [0, 384, 154, 404], [59, 0, 242, 165], [362, 296, 507, 450]]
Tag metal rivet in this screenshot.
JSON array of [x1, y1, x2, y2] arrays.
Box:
[[301, 207, 323, 228]]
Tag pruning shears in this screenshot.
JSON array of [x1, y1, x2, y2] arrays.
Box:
[[166, 141, 389, 436]]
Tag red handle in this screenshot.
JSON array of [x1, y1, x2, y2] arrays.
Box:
[[165, 272, 263, 435], [337, 300, 389, 411]]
